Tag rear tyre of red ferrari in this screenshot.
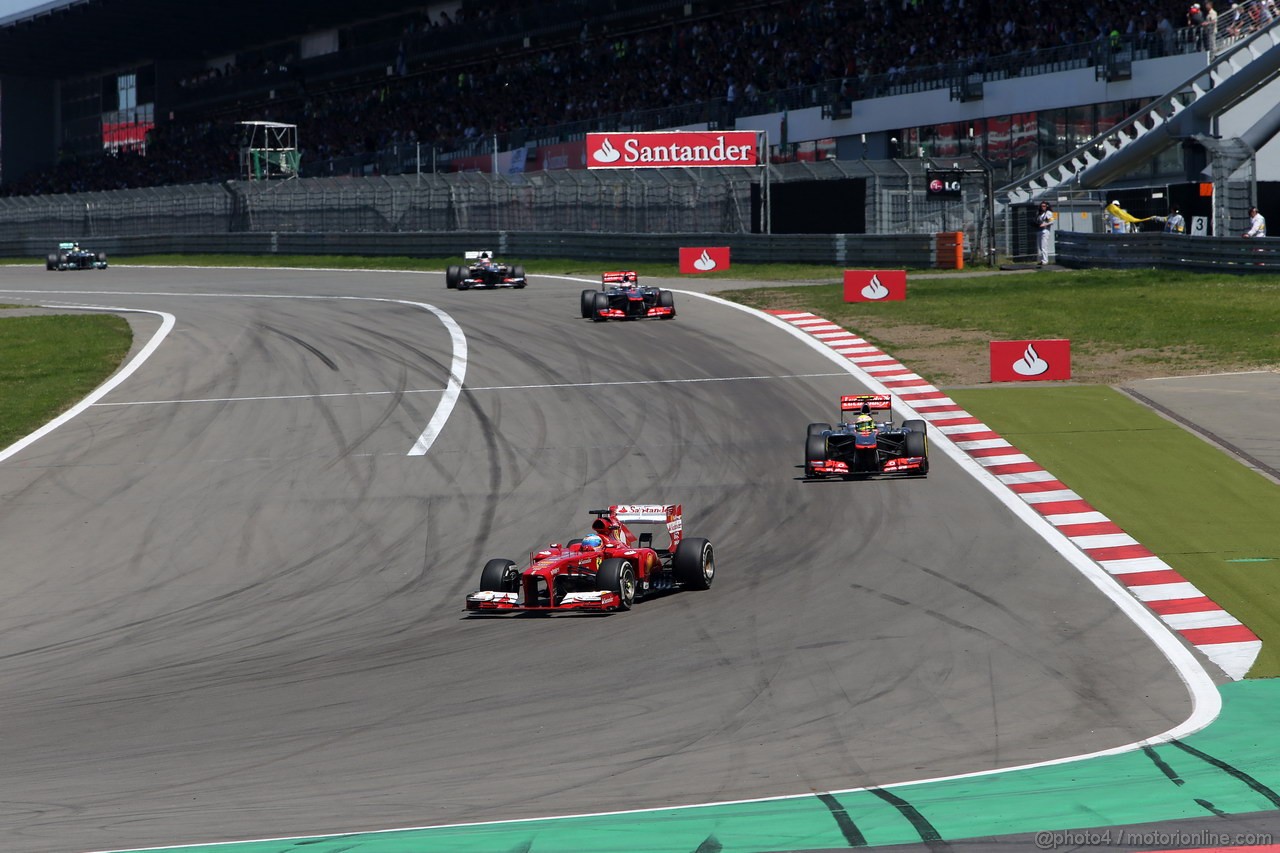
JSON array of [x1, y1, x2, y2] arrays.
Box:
[[479, 558, 517, 592], [804, 433, 828, 478], [580, 289, 596, 318], [673, 537, 714, 590], [658, 289, 676, 318], [591, 291, 609, 322], [596, 558, 636, 610]]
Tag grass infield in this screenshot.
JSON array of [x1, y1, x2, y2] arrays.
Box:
[[0, 313, 132, 450], [949, 386, 1280, 679]]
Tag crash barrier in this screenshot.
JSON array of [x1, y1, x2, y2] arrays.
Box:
[[0, 231, 937, 268], [934, 231, 964, 269], [0, 162, 997, 263], [1055, 231, 1280, 272]]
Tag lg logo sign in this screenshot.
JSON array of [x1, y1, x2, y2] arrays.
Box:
[[926, 170, 962, 198]]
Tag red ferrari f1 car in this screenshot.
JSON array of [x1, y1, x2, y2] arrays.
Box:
[[805, 394, 929, 478], [580, 271, 676, 321], [465, 504, 714, 614]]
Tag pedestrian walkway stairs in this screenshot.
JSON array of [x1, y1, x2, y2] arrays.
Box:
[[1000, 7, 1280, 206]]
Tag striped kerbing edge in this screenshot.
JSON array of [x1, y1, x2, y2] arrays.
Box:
[[770, 310, 1261, 681]]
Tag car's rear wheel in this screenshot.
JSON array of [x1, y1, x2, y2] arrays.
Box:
[[596, 558, 636, 610], [445, 265, 460, 288], [580, 289, 596, 318], [591, 291, 609, 322], [479, 558, 518, 592], [512, 264, 526, 284], [96, 252, 107, 268], [672, 537, 714, 590], [658, 289, 676, 318], [805, 432, 828, 478]]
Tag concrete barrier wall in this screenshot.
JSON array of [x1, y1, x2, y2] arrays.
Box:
[[1, 231, 938, 268]]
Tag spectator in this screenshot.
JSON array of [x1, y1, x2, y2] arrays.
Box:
[[1204, 0, 1219, 53], [1036, 201, 1055, 266], [1243, 206, 1267, 237]]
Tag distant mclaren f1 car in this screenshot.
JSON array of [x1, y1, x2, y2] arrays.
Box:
[[446, 251, 527, 289], [465, 504, 714, 614], [580, 271, 675, 321], [805, 394, 929, 478]]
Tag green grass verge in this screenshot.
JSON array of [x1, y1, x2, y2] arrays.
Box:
[[0, 314, 132, 450], [721, 269, 1280, 373], [950, 385, 1280, 678]]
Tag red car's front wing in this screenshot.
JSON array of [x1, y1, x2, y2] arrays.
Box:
[[465, 590, 622, 613]]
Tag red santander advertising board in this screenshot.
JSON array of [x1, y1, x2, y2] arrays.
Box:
[[679, 246, 731, 274], [843, 270, 907, 302], [989, 339, 1072, 382], [586, 131, 759, 169]]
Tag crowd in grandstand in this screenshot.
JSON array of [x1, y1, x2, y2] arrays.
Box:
[[1, 0, 1262, 196]]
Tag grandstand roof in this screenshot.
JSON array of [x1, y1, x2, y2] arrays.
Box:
[[0, 0, 417, 78]]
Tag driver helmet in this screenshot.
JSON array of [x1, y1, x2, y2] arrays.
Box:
[[854, 414, 875, 432], [582, 534, 603, 549]]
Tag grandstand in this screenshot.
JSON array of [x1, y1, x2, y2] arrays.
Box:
[[2, 0, 1279, 255]]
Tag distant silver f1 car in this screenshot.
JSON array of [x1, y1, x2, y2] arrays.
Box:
[[805, 394, 929, 478], [46, 242, 107, 271], [446, 251, 526, 289]]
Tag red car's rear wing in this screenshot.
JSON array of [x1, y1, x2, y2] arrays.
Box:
[[602, 271, 639, 285], [841, 394, 892, 413], [590, 504, 683, 549]]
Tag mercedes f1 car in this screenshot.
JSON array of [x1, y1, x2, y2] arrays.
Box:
[[805, 394, 929, 478], [580, 271, 675, 321], [446, 251, 527, 289], [46, 242, 107, 271], [465, 504, 714, 614]]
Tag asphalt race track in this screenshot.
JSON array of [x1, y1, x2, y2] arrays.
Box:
[[0, 266, 1197, 853]]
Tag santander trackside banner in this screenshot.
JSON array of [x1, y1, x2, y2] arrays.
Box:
[[679, 246, 731, 273], [843, 270, 907, 302], [989, 339, 1072, 382], [586, 131, 759, 168]]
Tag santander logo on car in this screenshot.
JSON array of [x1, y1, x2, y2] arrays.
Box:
[[587, 131, 759, 168]]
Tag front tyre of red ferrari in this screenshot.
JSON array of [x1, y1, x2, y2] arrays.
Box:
[[673, 537, 714, 590], [479, 558, 518, 592], [596, 558, 637, 610]]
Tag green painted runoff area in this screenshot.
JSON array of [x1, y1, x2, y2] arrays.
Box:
[[950, 385, 1280, 678], [103, 681, 1279, 852]]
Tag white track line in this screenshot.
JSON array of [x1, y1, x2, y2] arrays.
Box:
[[0, 306, 175, 463], [0, 290, 465, 458], [93, 372, 847, 407]]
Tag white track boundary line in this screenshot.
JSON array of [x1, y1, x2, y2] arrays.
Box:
[[0, 306, 175, 464], [0, 290, 466, 458]]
